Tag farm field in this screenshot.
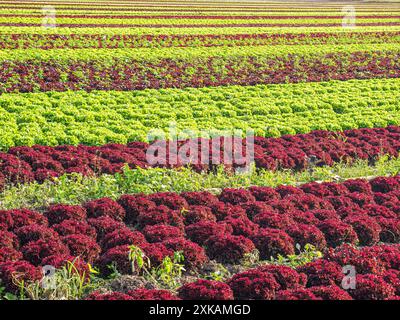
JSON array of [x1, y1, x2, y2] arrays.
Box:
[[0, 0, 400, 302]]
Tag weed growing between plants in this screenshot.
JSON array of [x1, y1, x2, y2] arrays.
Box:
[[1, 0, 400, 302], [0, 155, 399, 210]]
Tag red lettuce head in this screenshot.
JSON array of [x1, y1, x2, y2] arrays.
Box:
[[257, 264, 307, 290], [98, 245, 131, 275], [248, 186, 280, 202], [224, 216, 259, 238], [101, 227, 147, 251], [253, 212, 294, 230], [286, 223, 327, 250], [185, 221, 231, 245], [310, 285, 353, 300], [163, 238, 207, 270], [178, 279, 233, 300], [21, 238, 70, 266], [343, 179, 372, 194], [318, 219, 358, 248], [240, 201, 275, 220], [62, 234, 101, 264], [87, 216, 125, 241], [137, 206, 184, 231], [297, 260, 343, 287], [343, 215, 381, 246], [180, 191, 219, 207], [0, 230, 19, 250], [141, 242, 174, 267], [0, 247, 23, 264], [370, 177, 399, 193], [117, 195, 156, 224], [128, 288, 180, 300], [250, 228, 294, 260], [52, 219, 97, 239], [148, 192, 189, 211], [275, 288, 321, 300], [8, 209, 48, 229], [348, 274, 395, 300], [205, 234, 255, 264], [0, 260, 42, 293], [85, 197, 126, 221], [219, 188, 256, 205], [45, 204, 87, 225], [142, 224, 183, 243], [15, 224, 60, 246], [377, 218, 400, 243], [228, 269, 279, 300], [184, 205, 216, 225], [0, 210, 14, 230]]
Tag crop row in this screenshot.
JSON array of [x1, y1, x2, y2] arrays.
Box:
[[4, 26, 400, 37], [3, 155, 400, 213], [87, 244, 400, 300], [2, 31, 399, 50], [4, 43, 397, 62], [1, 49, 399, 94], [1, 1, 398, 11], [3, 6, 399, 13], [0, 1, 396, 6], [0, 77, 398, 148], [0, 176, 399, 298], [0, 125, 399, 188], [3, 14, 400, 19], [4, 22, 400, 29], [1, 16, 397, 25], [3, 6, 398, 13]]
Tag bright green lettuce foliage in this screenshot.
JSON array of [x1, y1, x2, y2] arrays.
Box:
[[0, 78, 399, 150], [0, 43, 398, 63], [1, 16, 397, 26], [2, 25, 400, 36]]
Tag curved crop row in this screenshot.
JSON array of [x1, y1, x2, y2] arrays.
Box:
[[0, 125, 400, 188], [1, 31, 399, 50], [1, 176, 399, 298]]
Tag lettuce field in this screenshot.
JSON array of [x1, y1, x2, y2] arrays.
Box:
[[0, 0, 400, 302]]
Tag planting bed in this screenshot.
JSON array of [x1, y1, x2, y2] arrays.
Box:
[[1, 44, 399, 93], [0, 125, 400, 188], [0, 0, 399, 301], [1, 176, 400, 299], [0, 78, 399, 148]]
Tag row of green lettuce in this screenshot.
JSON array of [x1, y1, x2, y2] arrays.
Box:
[[2, 25, 400, 36], [1, 43, 398, 62], [2, 9, 400, 16], [0, 78, 399, 149], [1, 16, 397, 25]]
